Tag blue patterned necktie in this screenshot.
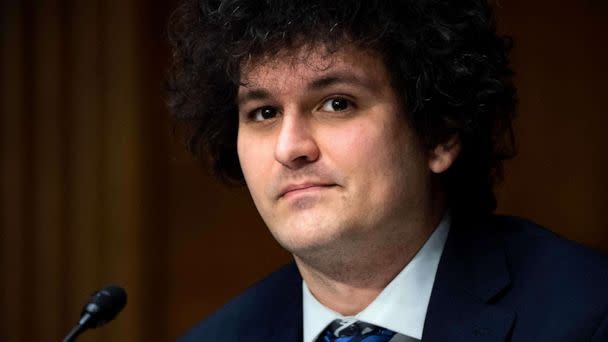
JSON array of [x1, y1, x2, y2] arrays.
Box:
[[316, 319, 397, 342]]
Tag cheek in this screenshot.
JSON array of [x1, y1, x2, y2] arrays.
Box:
[[237, 132, 271, 196], [323, 121, 396, 176], [324, 120, 424, 203]]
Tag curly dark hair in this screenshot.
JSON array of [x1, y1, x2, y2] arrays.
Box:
[[167, 0, 517, 220]]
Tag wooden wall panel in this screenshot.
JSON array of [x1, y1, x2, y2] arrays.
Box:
[[0, 0, 168, 341], [1, 2, 27, 341], [495, 0, 608, 250], [66, 1, 105, 339], [97, 0, 143, 339], [31, 0, 69, 339]]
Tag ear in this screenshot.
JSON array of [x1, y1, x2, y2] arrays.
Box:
[[428, 135, 461, 174]]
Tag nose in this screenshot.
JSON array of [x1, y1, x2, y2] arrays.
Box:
[[274, 111, 320, 169]]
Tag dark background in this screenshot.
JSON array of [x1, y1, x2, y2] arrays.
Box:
[[1, 0, 607, 341]]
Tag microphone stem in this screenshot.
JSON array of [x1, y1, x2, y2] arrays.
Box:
[[62, 324, 85, 342]]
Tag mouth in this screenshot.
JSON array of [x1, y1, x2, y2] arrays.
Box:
[[279, 183, 336, 199]]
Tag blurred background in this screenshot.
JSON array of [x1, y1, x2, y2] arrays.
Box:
[[1, 0, 607, 341]]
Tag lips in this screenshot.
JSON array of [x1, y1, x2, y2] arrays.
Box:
[[278, 183, 336, 199]]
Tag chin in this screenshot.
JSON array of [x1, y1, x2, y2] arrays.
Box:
[[270, 218, 351, 256]]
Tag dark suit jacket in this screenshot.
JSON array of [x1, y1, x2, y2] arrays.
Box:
[[179, 215, 608, 341]]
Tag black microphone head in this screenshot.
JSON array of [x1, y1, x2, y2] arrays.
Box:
[[79, 285, 127, 329]]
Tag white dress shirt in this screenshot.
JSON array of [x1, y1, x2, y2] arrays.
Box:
[[302, 213, 451, 342]]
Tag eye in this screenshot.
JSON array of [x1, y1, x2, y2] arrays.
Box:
[[249, 106, 278, 122], [320, 97, 351, 112]]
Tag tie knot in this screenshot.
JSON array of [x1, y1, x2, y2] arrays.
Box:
[[317, 319, 396, 342]]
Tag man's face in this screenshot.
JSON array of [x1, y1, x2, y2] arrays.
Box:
[[237, 44, 435, 258]]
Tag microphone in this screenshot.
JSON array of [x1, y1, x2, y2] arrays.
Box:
[[62, 285, 127, 342]]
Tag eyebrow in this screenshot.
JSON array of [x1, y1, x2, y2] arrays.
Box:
[[307, 72, 373, 91], [237, 88, 271, 106], [237, 71, 374, 106]]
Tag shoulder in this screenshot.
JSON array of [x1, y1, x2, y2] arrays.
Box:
[[490, 215, 608, 335], [177, 263, 302, 342], [490, 215, 608, 275]]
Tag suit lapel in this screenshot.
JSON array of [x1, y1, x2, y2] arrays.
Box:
[[271, 291, 303, 342], [422, 217, 515, 342], [268, 263, 304, 342]]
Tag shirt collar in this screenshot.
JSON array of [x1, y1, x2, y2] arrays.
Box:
[[302, 212, 451, 342]]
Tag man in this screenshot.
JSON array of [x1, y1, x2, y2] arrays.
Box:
[[167, 0, 608, 341]]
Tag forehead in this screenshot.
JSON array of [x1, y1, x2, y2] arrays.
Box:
[[239, 44, 390, 90]]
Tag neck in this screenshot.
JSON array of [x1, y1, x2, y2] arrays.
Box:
[[294, 208, 445, 316]]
